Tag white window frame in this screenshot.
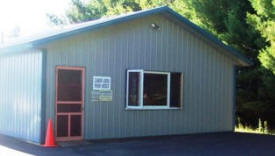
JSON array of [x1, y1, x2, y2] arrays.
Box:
[[126, 70, 143, 109], [126, 69, 176, 110]]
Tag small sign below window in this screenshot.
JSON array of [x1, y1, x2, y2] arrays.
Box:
[[91, 90, 113, 102], [93, 76, 111, 90]]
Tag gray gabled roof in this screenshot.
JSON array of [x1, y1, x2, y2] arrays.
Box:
[[0, 6, 252, 66]]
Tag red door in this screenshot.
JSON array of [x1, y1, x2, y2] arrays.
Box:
[[55, 66, 85, 141]]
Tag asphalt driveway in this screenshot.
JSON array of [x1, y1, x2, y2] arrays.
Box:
[[0, 132, 274, 156]]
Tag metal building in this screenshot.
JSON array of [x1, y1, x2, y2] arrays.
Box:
[[0, 6, 251, 144]]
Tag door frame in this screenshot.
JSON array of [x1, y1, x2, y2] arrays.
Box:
[[55, 66, 85, 141]]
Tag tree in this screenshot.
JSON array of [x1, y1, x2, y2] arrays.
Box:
[[247, 0, 275, 74], [245, 0, 275, 128], [49, 0, 197, 25], [187, 0, 266, 62]]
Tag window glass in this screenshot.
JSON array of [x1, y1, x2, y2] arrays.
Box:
[[57, 115, 68, 137], [143, 73, 167, 106], [126, 70, 182, 109], [128, 72, 140, 106], [70, 115, 82, 136], [170, 73, 181, 107], [58, 70, 82, 101], [57, 104, 82, 113]]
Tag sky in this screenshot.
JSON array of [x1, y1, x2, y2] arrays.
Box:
[[0, 0, 71, 40]]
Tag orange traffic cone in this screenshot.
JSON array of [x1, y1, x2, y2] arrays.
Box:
[[43, 119, 57, 147]]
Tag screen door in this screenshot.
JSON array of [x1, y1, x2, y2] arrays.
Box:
[[55, 66, 84, 141]]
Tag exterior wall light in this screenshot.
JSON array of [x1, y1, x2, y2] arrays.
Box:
[[151, 23, 160, 30]]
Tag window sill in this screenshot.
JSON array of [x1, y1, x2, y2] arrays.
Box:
[[125, 107, 181, 111]]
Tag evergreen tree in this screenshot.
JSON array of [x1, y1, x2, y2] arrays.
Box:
[[247, 0, 275, 74]]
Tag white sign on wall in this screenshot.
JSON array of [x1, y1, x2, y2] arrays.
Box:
[[93, 76, 111, 90]]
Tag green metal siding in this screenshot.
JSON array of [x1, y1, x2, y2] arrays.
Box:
[[44, 14, 235, 139], [0, 50, 43, 143]]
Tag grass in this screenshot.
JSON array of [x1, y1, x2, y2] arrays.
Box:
[[235, 126, 275, 135], [235, 117, 275, 135]]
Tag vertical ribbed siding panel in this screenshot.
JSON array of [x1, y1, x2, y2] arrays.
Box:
[[205, 45, 214, 131], [0, 50, 43, 143], [182, 25, 190, 133], [44, 14, 236, 140]]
